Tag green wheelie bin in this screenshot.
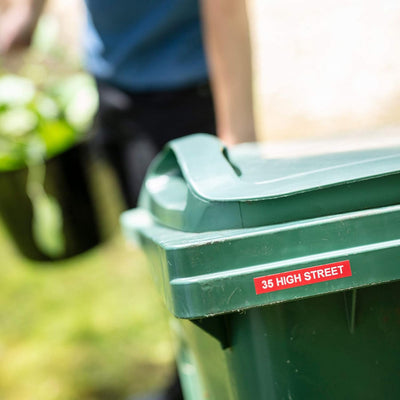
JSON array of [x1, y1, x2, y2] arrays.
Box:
[[121, 131, 400, 400]]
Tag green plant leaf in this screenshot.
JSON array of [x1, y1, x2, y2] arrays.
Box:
[[34, 94, 60, 120], [0, 140, 28, 170], [0, 75, 36, 107], [0, 108, 38, 137], [38, 120, 77, 157], [50, 74, 98, 115], [0, 72, 97, 170], [65, 82, 98, 131]]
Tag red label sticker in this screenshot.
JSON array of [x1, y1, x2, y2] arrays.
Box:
[[254, 260, 352, 295]]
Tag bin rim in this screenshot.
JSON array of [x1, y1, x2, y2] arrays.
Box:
[[139, 129, 400, 232], [122, 204, 400, 319]]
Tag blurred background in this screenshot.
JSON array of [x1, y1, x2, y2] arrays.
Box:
[[249, 0, 400, 139], [0, 0, 399, 399], [0, 1, 176, 399]]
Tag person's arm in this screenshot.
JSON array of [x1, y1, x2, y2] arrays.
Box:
[[200, 0, 256, 145], [0, 0, 46, 53]]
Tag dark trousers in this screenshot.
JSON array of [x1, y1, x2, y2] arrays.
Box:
[[91, 83, 216, 399], [92, 81, 216, 209]]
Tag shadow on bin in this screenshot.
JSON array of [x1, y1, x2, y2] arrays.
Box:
[[122, 130, 400, 400]]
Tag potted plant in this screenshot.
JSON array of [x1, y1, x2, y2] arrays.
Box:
[[0, 72, 102, 261]]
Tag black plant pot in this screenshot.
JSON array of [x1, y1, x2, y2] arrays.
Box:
[[0, 142, 103, 261]]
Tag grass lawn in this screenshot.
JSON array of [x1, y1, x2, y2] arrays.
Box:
[[0, 216, 175, 399]]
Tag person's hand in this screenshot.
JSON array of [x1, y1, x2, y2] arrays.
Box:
[[0, 1, 44, 54]]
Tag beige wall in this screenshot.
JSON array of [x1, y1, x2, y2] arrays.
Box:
[[249, 0, 400, 140]]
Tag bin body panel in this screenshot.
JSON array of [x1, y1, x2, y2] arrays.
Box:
[[229, 282, 400, 400], [177, 282, 400, 400]]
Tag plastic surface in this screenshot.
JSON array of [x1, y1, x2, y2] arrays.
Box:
[[122, 131, 400, 399], [123, 204, 400, 319], [139, 133, 400, 232], [176, 282, 400, 400], [122, 133, 400, 318]]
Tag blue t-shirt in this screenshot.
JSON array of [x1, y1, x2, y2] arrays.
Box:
[[83, 0, 209, 91]]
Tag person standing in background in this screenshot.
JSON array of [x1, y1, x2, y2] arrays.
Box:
[[0, 0, 255, 398], [0, 1, 255, 204]]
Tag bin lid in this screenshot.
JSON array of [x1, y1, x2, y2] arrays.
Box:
[[140, 130, 400, 232], [124, 128, 400, 318]]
